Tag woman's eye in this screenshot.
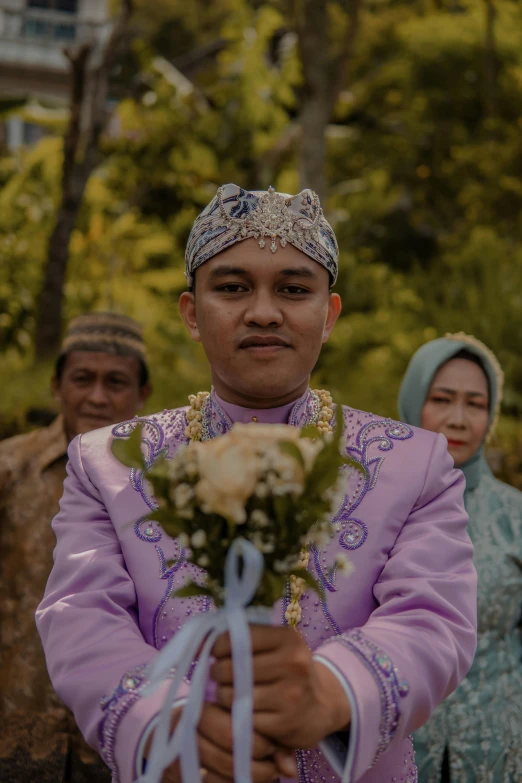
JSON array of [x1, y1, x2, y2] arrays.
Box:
[[431, 397, 450, 404], [469, 401, 487, 410]]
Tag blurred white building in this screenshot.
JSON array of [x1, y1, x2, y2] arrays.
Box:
[[0, 0, 110, 147]]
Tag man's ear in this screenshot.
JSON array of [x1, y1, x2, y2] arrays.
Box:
[[322, 293, 342, 344], [179, 291, 201, 342], [138, 383, 153, 410], [51, 376, 62, 402]]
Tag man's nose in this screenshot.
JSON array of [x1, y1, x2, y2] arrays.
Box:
[[244, 291, 284, 328], [85, 381, 110, 406]]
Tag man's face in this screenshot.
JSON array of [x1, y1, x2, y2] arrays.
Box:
[[179, 239, 341, 407], [52, 351, 151, 441]]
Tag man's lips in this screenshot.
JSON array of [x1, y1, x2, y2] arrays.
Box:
[[80, 413, 113, 423], [238, 336, 291, 350]]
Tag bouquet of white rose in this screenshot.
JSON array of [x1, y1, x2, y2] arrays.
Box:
[[112, 418, 358, 783]]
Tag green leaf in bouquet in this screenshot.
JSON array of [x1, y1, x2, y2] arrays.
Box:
[[279, 440, 305, 469], [305, 412, 366, 498], [174, 581, 215, 600], [145, 470, 172, 503], [263, 570, 288, 605], [146, 508, 185, 536], [300, 423, 322, 440], [291, 568, 325, 601], [111, 425, 145, 470]]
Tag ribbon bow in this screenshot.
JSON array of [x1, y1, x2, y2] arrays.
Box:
[[137, 538, 266, 783]]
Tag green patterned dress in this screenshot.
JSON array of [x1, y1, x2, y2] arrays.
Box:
[[414, 465, 522, 782]]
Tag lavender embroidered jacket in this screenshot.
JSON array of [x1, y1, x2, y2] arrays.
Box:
[[36, 390, 478, 783]]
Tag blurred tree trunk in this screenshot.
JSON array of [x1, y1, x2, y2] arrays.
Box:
[[293, 0, 362, 201], [294, 0, 329, 201], [34, 0, 134, 360], [484, 0, 498, 116]]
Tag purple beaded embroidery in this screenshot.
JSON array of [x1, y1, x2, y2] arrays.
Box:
[[332, 411, 413, 543], [98, 664, 148, 781], [326, 630, 410, 768], [308, 410, 413, 630], [113, 411, 190, 647]]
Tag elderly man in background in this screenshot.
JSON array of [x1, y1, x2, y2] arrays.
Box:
[[0, 312, 152, 783]]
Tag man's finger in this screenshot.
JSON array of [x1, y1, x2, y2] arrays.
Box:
[[199, 734, 281, 783], [198, 732, 236, 779], [212, 626, 292, 659], [204, 771, 232, 783], [198, 702, 276, 759], [217, 680, 293, 712], [211, 650, 294, 686]]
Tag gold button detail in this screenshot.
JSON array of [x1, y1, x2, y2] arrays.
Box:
[[252, 416, 258, 422]]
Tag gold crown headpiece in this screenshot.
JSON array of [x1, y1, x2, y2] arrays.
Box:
[[185, 183, 339, 287]]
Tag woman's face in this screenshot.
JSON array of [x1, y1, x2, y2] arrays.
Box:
[[421, 357, 490, 466]]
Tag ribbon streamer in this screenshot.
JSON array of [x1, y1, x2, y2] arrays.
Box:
[[137, 538, 267, 783]]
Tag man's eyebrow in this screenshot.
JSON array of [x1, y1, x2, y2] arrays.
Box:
[[207, 265, 249, 279], [279, 267, 318, 279]]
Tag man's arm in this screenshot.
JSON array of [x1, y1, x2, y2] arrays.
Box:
[[36, 434, 188, 783], [212, 434, 477, 782]]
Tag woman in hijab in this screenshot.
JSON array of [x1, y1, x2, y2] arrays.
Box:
[[398, 332, 522, 782]]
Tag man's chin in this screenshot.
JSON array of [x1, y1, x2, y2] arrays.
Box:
[[76, 417, 113, 434], [232, 371, 308, 402]]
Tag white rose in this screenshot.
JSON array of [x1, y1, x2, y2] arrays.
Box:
[[193, 435, 260, 524]]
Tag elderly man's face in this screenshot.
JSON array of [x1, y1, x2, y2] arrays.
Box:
[[179, 239, 341, 407], [52, 351, 151, 441]]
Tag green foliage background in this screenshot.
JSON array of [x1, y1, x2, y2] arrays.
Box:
[[1, 0, 522, 484]]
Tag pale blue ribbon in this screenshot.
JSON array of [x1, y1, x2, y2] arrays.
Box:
[[137, 537, 266, 783]]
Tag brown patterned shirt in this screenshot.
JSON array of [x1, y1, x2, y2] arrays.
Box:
[[0, 415, 111, 782]]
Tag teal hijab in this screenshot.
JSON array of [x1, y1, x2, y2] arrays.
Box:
[[398, 335, 502, 492]]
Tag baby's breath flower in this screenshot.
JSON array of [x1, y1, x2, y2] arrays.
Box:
[[250, 509, 270, 528], [255, 482, 268, 498], [191, 530, 207, 548], [335, 552, 353, 576], [178, 533, 190, 549], [197, 554, 210, 568], [172, 483, 193, 509], [309, 522, 332, 549]]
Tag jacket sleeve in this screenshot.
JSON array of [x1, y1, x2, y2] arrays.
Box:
[[35, 435, 189, 783], [314, 433, 477, 782]]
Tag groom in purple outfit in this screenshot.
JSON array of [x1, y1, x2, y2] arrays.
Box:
[[37, 184, 477, 783]]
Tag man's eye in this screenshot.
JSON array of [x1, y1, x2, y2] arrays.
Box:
[[72, 375, 90, 384], [218, 284, 247, 293], [280, 286, 308, 294]]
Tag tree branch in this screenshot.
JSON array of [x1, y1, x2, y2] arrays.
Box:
[[34, 0, 135, 358], [329, 0, 363, 113]]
